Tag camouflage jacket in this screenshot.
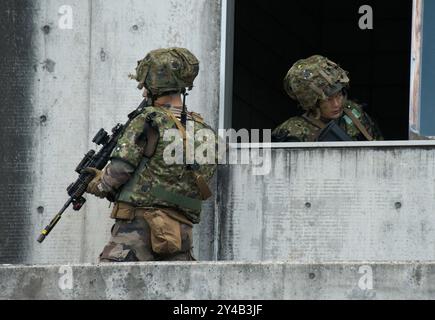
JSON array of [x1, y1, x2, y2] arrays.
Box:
[[272, 100, 383, 142], [102, 104, 217, 224]]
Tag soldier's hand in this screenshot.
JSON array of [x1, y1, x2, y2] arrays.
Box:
[[81, 167, 107, 199]]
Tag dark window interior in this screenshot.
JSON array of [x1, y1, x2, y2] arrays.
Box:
[[232, 0, 413, 140]]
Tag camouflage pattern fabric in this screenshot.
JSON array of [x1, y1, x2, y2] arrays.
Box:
[[272, 100, 383, 142], [95, 47, 208, 262], [130, 47, 199, 96], [110, 105, 217, 224], [101, 159, 135, 191], [99, 208, 194, 262], [284, 55, 350, 111]]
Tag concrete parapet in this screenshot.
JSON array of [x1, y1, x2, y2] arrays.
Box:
[[218, 146, 435, 261], [1, 261, 434, 300]]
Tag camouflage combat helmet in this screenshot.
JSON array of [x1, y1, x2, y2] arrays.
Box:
[[283, 55, 350, 110], [130, 47, 199, 97]]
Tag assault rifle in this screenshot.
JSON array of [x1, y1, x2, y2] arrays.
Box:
[[37, 99, 148, 243], [317, 120, 353, 141]]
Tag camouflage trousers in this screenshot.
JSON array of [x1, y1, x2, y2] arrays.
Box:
[[99, 207, 195, 262]]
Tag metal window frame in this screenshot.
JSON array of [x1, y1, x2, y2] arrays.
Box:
[[409, 0, 425, 139], [233, 140, 435, 149], [219, 0, 432, 146], [218, 0, 235, 130]]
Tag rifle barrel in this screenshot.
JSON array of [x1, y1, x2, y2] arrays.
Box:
[[37, 198, 73, 243]]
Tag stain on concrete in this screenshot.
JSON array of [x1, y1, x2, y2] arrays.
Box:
[[21, 276, 44, 299], [413, 264, 422, 286], [217, 165, 234, 260], [73, 267, 108, 299], [11, 270, 46, 299], [0, 0, 35, 264], [166, 26, 182, 46], [124, 265, 147, 299], [42, 59, 55, 73]]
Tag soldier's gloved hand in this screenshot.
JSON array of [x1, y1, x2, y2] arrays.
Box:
[[81, 167, 107, 199]]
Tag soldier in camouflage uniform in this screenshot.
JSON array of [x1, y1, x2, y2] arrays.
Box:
[[84, 47, 217, 262], [272, 55, 383, 142]]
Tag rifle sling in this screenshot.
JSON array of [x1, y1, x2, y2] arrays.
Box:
[[303, 110, 374, 142], [343, 108, 373, 141], [159, 107, 212, 200]]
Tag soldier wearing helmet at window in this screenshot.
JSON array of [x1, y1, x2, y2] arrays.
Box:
[[83, 47, 217, 262], [272, 55, 383, 142]]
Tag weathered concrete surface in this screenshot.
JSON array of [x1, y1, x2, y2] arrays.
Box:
[[1, 262, 434, 300], [30, 0, 92, 265], [0, 0, 37, 264], [218, 146, 435, 261]]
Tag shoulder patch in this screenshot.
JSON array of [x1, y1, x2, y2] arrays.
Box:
[[346, 101, 363, 119], [351, 108, 361, 119]]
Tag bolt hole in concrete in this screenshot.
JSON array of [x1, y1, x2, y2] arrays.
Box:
[[100, 48, 107, 62], [309, 273, 316, 279], [395, 202, 402, 209], [305, 202, 311, 208], [37, 206, 44, 214], [42, 25, 50, 34], [132, 24, 139, 31], [40, 115, 47, 123]]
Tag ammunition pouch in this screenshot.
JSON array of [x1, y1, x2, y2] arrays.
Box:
[[110, 202, 193, 224], [142, 208, 192, 255], [110, 202, 193, 255], [110, 202, 136, 220]]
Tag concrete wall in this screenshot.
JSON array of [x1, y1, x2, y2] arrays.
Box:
[[0, 0, 222, 264], [1, 261, 435, 300], [218, 144, 435, 262]]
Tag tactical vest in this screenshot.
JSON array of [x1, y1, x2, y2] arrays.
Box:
[[301, 101, 374, 141], [272, 100, 382, 143], [110, 106, 217, 224]]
